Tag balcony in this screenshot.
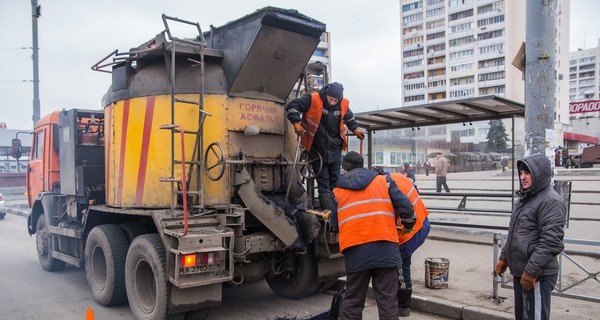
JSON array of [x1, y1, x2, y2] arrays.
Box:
[[478, 78, 505, 88], [427, 85, 447, 93], [427, 61, 446, 70], [404, 76, 426, 85], [478, 64, 505, 74]]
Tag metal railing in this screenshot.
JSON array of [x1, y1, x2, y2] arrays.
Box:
[[493, 233, 600, 303]]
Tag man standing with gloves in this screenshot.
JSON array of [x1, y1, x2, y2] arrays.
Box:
[[329, 152, 415, 320], [495, 153, 566, 320], [286, 82, 364, 210]]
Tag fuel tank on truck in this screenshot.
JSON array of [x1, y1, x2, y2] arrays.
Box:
[[100, 7, 326, 209]]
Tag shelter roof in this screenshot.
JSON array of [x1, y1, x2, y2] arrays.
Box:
[[354, 95, 524, 132]]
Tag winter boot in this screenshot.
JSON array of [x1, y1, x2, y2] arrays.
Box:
[[329, 286, 345, 320], [397, 288, 412, 317], [318, 192, 334, 211]]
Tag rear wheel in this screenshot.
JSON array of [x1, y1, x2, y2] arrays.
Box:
[[85, 224, 129, 306], [35, 214, 66, 271], [265, 250, 319, 299], [126, 234, 184, 320], [119, 222, 148, 244]]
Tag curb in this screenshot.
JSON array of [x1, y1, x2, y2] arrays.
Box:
[[7, 207, 29, 218], [334, 279, 512, 320]]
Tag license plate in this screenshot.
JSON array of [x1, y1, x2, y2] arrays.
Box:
[[179, 265, 219, 275]]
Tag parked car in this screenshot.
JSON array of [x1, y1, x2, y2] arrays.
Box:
[[0, 193, 6, 219]]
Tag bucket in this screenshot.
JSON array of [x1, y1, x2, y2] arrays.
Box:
[[425, 257, 450, 289]]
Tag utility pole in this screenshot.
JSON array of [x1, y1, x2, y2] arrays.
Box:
[[31, 0, 41, 127], [524, 0, 557, 156]]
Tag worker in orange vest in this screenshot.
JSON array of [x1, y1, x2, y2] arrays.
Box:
[[329, 152, 415, 320], [372, 167, 430, 317], [286, 82, 364, 210]]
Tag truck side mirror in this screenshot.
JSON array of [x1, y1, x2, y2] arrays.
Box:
[[11, 138, 22, 159]]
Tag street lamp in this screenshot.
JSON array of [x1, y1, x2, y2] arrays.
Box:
[[31, 0, 42, 127]]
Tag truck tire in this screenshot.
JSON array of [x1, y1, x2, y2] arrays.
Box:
[[126, 234, 184, 320], [85, 224, 129, 306], [120, 222, 148, 244], [265, 251, 319, 299], [36, 214, 66, 271]]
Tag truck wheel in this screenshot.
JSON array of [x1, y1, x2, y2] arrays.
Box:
[[119, 222, 148, 244], [184, 308, 210, 320], [85, 224, 129, 306], [35, 214, 66, 271], [265, 251, 319, 299], [126, 234, 184, 320]]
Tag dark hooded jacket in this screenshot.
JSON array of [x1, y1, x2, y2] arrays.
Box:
[[329, 168, 415, 273], [286, 84, 359, 164], [500, 153, 566, 277]]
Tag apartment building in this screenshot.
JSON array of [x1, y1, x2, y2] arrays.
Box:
[[399, 0, 570, 149], [565, 44, 600, 153]]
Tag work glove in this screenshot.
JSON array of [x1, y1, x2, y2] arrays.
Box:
[[399, 226, 414, 235], [495, 260, 507, 276], [293, 123, 305, 136], [520, 271, 536, 290], [353, 129, 365, 140]]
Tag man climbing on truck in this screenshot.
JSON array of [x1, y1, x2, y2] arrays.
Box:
[[286, 82, 364, 211]]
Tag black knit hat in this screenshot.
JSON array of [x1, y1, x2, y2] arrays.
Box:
[[325, 82, 344, 100], [518, 161, 530, 173], [342, 151, 364, 171]]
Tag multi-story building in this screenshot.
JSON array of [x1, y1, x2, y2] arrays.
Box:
[[399, 0, 570, 151], [569, 43, 599, 102], [564, 43, 600, 154]]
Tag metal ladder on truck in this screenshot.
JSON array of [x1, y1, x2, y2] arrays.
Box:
[[158, 14, 212, 220]]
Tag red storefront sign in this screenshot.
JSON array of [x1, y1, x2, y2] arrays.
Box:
[[569, 100, 600, 114]]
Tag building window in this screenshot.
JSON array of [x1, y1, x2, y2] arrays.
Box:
[[449, 35, 476, 47], [449, 22, 473, 33], [450, 62, 474, 71], [478, 28, 505, 40], [426, 7, 445, 17], [448, 9, 473, 22], [478, 71, 505, 81], [449, 49, 474, 60], [477, 15, 504, 27], [374, 152, 384, 165], [402, 1, 423, 12], [426, 18, 445, 29]]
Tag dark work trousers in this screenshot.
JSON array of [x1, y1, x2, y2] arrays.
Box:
[[340, 267, 398, 320], [513, 274, 557, 320], [312, 157, 341, 194], [401, 255, 412, 288], [436, 176, 450, 192]]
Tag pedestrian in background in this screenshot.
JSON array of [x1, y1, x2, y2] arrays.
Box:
[[286, 82, 364, 211], [495, 153, 566, 320], [435, 154, 450, 192], [401, 162, 419, 193], [329, 152, 415, 320], [423, 159, 431, 176]]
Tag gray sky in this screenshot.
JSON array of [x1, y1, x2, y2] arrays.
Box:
[[1, 0, 598, 130]]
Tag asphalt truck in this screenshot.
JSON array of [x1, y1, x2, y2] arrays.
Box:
[[22, 8, 344, 320]]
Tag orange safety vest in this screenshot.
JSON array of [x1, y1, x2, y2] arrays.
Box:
[[389, 173, 429, 245], [300, 92, 349, 151], [333, 175, 399, 252]]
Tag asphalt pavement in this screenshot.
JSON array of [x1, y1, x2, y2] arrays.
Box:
[[3, 168, 599, 319]]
